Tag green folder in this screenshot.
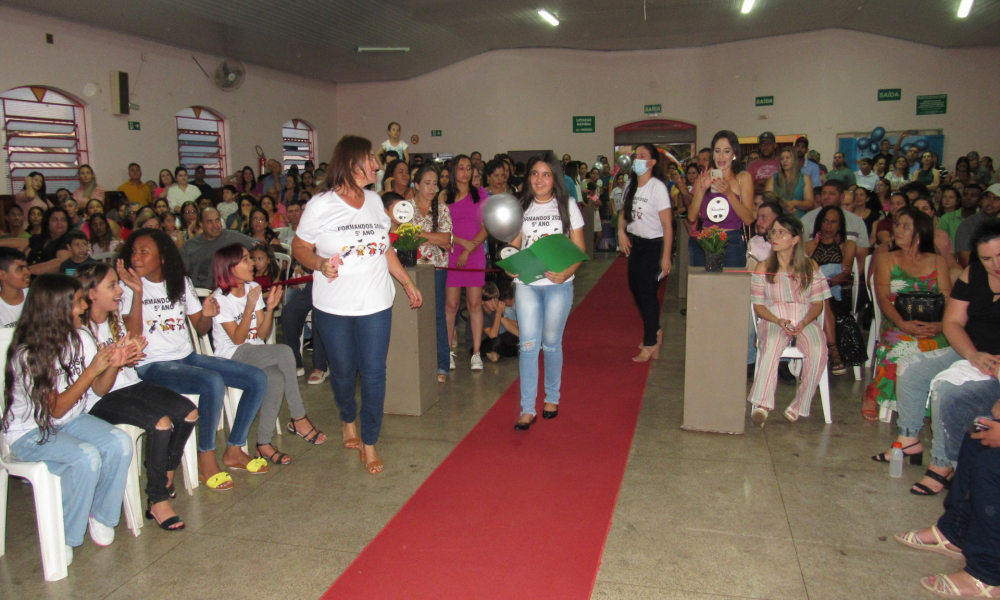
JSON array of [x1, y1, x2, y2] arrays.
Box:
[[496, 234, 589, 283]]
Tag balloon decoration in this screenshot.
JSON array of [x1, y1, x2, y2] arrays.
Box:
[[871, 126, 886, 142], [869, 140, 880, 152], [593, 161, 603, 173], [482, 193, 524, 243], [616, 154, 632, 173], [915, 139, 929, 151], [856, 137, 872, 150]]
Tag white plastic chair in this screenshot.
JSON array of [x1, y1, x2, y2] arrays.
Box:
[[850, 266, 862, 381], [91, 251, 117, 265], [274, 252, 292, 282]]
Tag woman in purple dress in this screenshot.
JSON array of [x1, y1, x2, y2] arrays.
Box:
[[441, 155, 489, 371]]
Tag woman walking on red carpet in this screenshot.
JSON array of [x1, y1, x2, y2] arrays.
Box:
[[507, 152, 586, 430], [615, 143, 673, 362]]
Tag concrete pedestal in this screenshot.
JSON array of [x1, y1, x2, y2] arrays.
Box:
[[582, 206, 596, 259], [677, 218, 691, 299], [384, 265, 438, 416], [682, 270, 750, 434]]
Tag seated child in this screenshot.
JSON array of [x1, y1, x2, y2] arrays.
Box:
[[467, 280, 519, 363], [0, 247, 30, 328], [59, 230, 95, 275]]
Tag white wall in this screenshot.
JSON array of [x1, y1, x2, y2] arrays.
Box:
[[0, 7, 338, 193], [337, 29, 1000, 168]]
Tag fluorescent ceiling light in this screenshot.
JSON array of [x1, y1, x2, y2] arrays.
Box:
[[538, 9, 559, 26], [741, 0, 756, 13], [958, 0, 974, 18], [356, 47, 410, 53]]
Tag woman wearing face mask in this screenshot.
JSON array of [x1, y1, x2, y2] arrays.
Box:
[[616, 143, 673, 362], [686, 130, 755, 267]]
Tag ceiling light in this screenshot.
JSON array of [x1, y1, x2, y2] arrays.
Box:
[[538, 9, 559, 26], [356, 47, 410, 53], [741, 0, 756, 13], [958, 0, 974, 18]]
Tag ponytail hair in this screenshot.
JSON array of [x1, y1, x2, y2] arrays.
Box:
[[622, 143, 666, 223]]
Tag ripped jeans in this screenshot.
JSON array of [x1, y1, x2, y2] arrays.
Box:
[[515, 280, 574, 416]]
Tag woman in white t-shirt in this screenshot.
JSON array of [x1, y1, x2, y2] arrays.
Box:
[[3, 274, 134, 558], [77, 262, 196, 531], [616, 143, 674, 362], [507, 152, 586, 431], [293, 135, 422, 474], [166, 167, 202, 214], [116, 230, 270, 491], [375, 121, 409, 167], [211, 244, 326, 465]]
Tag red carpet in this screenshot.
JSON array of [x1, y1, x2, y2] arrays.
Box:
[[322, 257, 653, 600]]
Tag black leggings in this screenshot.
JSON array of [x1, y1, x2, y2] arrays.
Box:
[[88, 381, 197, 504], [482, 332, 519, 358], [627, 234, 664, 347]]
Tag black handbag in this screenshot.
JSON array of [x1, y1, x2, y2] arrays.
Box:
[[894, 291, 946, 322]]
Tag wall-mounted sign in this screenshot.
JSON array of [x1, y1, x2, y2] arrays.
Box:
[[916, 94, 947, 116], [127, 121, 140, 130], [755, 96, 774, 107], [431, 130, 442, 137], [573, 116, 595, 133], [410, 134, 419, 144], [644, 104, 662, 115], [878, 88, 901, 101]]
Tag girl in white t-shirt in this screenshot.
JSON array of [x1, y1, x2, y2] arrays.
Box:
[[77, 262, 197, 531], [292, 135, 422, 474], [212, 244, 326, 465], [2, 274, 135, 558], [117, 230, 270, 491], [507, 152, 586, 431], [165, 167, 202, 213], [376, 121, 409, 167], [616, 143, 674, 363]]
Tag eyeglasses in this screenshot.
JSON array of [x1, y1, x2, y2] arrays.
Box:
[[766, 228, 792, 240]]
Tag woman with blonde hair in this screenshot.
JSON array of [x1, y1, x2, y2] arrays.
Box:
[[765, 147, 814, 217]]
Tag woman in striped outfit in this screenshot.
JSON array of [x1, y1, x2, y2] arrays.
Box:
[[748, 214, 831, 426]]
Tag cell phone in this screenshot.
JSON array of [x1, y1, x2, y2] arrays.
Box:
[[970, 417, 992, 434], [710, 169, 723, 181]]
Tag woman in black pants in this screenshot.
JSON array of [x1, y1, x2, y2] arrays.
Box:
[[77, 262, 197, 531], [615, 143, 674, 362]]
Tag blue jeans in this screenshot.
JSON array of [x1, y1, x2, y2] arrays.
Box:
[[937, 434, 1000, 585], [515, 280, 573, 415], [688, 232, 747, 267], [896, 348, 963, 467], [435, 269, 449, 375], [282, 283, 328, 372], [938, 377, 1000, 468], [136, 353, 267, 452], [10, 414, 133, 547], [313, 307, 392, 445]]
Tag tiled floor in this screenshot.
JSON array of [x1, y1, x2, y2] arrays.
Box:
[[0, 255, 949, 599]]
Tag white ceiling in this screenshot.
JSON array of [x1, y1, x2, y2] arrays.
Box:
[[9, 0, 1000, 83]]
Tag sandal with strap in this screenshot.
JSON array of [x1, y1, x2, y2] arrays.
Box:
[[872, 441, 924, 465], [287, 416, 327, 445], [894, 525, 963, 560], [359, 447, 384, 474], [199, 471, 234, 491], [255, 443, 291, 465], [827, 342, 847, 375], [921, 573, 1000, 597], [227, 457, 269, 474], [145, 498, 185, 531], [912, 468, 954, 496]]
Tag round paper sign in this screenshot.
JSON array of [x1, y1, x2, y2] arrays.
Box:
[[705, 197, 730, 223], [392, 201, 415, 224], [499, 246, 518, 259]]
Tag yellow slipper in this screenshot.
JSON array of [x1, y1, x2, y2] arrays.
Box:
[[228, 457, 269, 474], [199, 471, 234, 491]]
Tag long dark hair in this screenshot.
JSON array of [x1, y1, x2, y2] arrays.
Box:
[[383, 159, 409, 192], [3, 274, 83, 442], [88, 212, 114, 249], [811, 205, 848, 242], [446, 155, 481, 205], [248, 208, 277, 243], [519, 151, 571, 234], [413, 163, 441, 232], [240, 165, 257, 191], [710, 130, 744, 174], [76, 262, 123, 342], [117, 229, 188, 304], [41, 206, 70, 243], [892, 206, 936, 255], [622, 143, 666, 223], [22, 171, 48, 199]]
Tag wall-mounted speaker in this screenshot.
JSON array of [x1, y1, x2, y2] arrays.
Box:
[[110, 71, 129, 115]]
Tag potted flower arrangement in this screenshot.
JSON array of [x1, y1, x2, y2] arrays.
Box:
[[393, 222, 427, 268], [696, 226, 729, 273]]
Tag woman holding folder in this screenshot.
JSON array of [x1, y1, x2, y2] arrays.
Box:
[[506, 151, 586, 430]]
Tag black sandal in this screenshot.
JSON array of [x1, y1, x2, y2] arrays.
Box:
[[145, 499, 185, 531], [827, 342, 847, 375], [255, 443, 291, 465], [287, 416, 326, 445], [910, 469, 953, 496], [871, 441, 923, 465]]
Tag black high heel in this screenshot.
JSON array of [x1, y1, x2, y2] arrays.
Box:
[[911, 469, 954, 496], [514, 415, 537, 431], [145, 498, 185, 531], [871, 441, 923, 465]]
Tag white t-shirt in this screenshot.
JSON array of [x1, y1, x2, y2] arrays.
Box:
[[611, 187, 625, 213], [625, 178, 672, 239], [855, 170, 879, 191], [119, 277, 202, 366], [87, 318, 140, 397], [519, 198, 585, 287], [381, 139, 408, 159], [295, 189, 395, 316], [166, 184, 202, 211], [4, 332, 97, 445], [211, 282, 266, 360], [0, 296, 24, 329]]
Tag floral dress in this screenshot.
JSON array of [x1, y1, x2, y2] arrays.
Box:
[[414, 201, 452, 268], [864, 262, 949, 411]]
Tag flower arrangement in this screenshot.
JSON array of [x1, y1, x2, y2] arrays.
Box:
[[392, 222, 427, 251], [696, 226, 729, 255]]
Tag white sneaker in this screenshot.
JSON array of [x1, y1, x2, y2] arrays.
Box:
[[471, 353, 483, 371], [65, 544, 74, 565], [449, 352, 456, 370], [88, 516, 114, 547], [296, 368, 305, 377]]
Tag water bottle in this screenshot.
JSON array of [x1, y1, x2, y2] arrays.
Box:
[[889, 442, 904, 478]]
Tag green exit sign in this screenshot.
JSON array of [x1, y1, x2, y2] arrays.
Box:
[[878, 88, 901, 101], [755, 96, 774, 107], [644, 104, 662, 115], [127, 121, 140, 130], [573, 116, 595, 133], [431, 130, 442, 137]]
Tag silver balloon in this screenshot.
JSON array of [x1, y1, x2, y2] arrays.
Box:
[[483, 193, 523, 243], [616, 154, 632, 172], [593, 161, 603, 173]]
